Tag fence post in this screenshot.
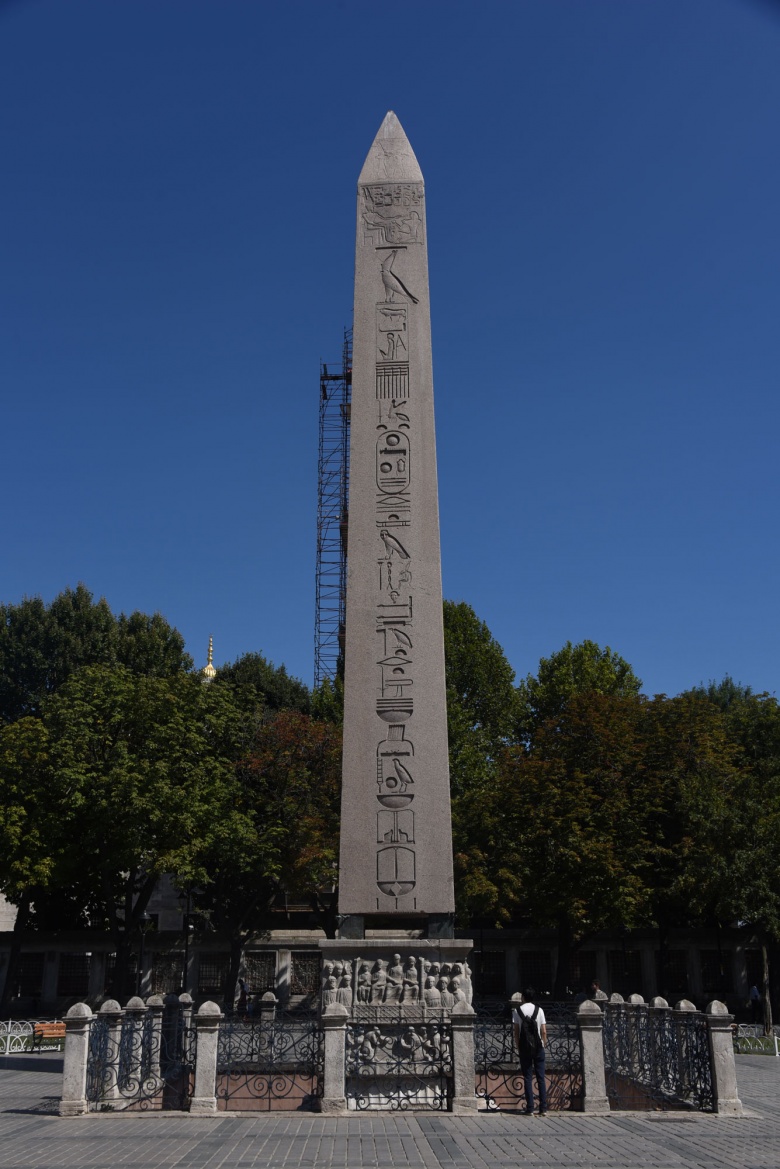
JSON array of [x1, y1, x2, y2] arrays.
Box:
[[59, 1003, 93, 1116], [705, 1000, 743, 1116], [189, 1001, 223, 1115], [96, 999, 123, 1103], [450, 1001, 478, 1113], [577, 1000, 610, 1113], [319, 1002, 348, 1114], [259, 991, 278, 1022], [146, 994, 165, 1083]]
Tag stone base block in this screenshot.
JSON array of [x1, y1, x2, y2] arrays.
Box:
[[581, 1095, 611, 1114], [189, 1097, 218, 1115], [318, 1096, 348, 1114], [715, 1099, 743, 1117], [58, 1100, 88, 1117], [450, 1095, 479, 1114]]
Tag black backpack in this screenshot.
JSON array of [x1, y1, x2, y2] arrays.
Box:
[[517, 1004, 540, 1057]]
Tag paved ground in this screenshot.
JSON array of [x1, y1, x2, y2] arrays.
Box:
[[0, 1052, 778, 1169]]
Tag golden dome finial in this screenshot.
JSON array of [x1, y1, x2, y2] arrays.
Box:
[[202, 635, 217, 682]]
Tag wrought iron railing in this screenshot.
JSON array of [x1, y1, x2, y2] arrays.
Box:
[[603, 1002, 714, 1111], [732, 1023, 780, 1057], [216, 1013, 323, 1111], [85, 1000, 196, 1111], [0, 1019, 62, 1054], [345, 1020, 452, 1111], [474, 1004, 583, 1112]]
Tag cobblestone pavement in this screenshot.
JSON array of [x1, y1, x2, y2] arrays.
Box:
[[0, 1052, 778, 1169]]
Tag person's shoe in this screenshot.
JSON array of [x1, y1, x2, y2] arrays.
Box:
[[524, 1109, 534, 1116], [538, 1109, 547, 1117]]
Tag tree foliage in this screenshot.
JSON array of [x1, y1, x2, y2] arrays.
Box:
[[0, 584, 191, 723]]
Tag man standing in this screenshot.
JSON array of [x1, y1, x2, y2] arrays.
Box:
[[512, 988, 548, 1116]]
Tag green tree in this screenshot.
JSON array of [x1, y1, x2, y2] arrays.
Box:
[[189, 710, 342, 1004], [216, 652, 310, 718], [0, 584, 191, 723], [501, 691, 651, 995], [442, 602, 521, 926], [517, 639, 642, 744], [0, 665, 243, 1003]]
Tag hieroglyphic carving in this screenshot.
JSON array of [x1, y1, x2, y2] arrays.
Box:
[[362, 183, 424, 246], [376, 432, 409, 493], [377, 808, 414, 844], [377, 845, 416, 898], [376, 364, 409, 399]]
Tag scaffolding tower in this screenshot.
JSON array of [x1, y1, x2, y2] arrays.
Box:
[[315, 328, 352, 688]]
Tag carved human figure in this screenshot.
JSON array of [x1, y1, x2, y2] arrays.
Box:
[[399, 1026, 424, 1065], [337, 973, 353, 1008], [385, 954, 404, 1004], [451, 976, 466, 1005], [438, 977, 454, 1009], [359, 1027, 382, 1061], [323, 975, 339, 1007], [461, 960, 473, 1003], [370, 960, 387, 1004], [402, 957, 420, 1003], [357, 962, 372, 1003], [423, 976, 441, 1007]]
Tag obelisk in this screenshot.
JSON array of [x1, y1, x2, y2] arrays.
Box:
[[338, 112, 455, 934]]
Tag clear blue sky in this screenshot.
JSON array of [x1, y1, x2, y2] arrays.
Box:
[[2, 0, 779, 698]]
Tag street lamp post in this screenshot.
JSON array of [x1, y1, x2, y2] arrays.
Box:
[[178, 890, 192, 993], [137, 912, 152, 997]]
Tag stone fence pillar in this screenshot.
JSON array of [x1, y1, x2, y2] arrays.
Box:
[[59, 1003, 93, 1116], [259, 991, 278, 1023], [96, 999, 123, 1103], [706, 1000, 743, 1116], [146, 995, 165, 1082], [189, 1001, 223, 1115], [577, 1000, 610, 1113], [319, 1003, 348, 1114], [450, 1001, 478, 1114]]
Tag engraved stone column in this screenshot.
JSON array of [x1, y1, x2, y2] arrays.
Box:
[[59, 1002, 93, 1116], [319, 1003, 349, 1114], [450, 1001, 478, 1113], [705, 1000, 743, 1116], [189, 1001, 222, 1115], [98, 999, 123, 1104], [339, 111, 454, 927], [577, 1000, 610, 1113]]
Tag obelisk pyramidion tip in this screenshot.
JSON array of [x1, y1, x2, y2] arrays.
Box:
[[358, 111, 423, 185]]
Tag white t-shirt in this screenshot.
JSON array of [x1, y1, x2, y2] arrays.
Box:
[[512, 1003, 546, 1035]]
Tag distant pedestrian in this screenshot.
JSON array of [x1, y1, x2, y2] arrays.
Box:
[[237, 978, 249, 1017], [750, 984, 761, 1024], [512, 988, 548, 1116]]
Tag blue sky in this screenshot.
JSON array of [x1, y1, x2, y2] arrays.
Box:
[[2, 0, 779, 698]]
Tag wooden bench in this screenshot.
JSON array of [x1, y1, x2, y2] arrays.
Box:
[[32, 1021, 66, 1051]]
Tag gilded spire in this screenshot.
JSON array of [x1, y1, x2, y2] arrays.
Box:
[[202, 635, 216, 682]]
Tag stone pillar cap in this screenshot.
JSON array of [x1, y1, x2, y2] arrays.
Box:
[[65, 1002, 93, 1019], [577, 999, 603, 1016], [197, 1000, 222, 1017], [98, 999, 122, 1014]]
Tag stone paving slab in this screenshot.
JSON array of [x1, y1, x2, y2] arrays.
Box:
[[1, 1053, 779, 1168]]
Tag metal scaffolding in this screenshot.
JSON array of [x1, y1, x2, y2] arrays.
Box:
[[314, 328, 351, 689]]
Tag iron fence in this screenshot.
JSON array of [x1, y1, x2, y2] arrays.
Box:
[[85, 1001, 196, 1111], [216, 1013, 323, 1111], [0, 1019, 62, 1054], [603, 1002, 714, 1112], [474, 1004, 583, 1112], [733, 1023, 780, 1057], [345, 1020, 452, 1111]]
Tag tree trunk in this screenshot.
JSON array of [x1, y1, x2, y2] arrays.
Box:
[[553, 917, 573, 999], [0, 895, 31, 1011], [223, 935, 245, 1011], [762, 940, 773, 1037]]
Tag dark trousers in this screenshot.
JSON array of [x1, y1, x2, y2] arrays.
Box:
[[520, 1048, 547, 1112]]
